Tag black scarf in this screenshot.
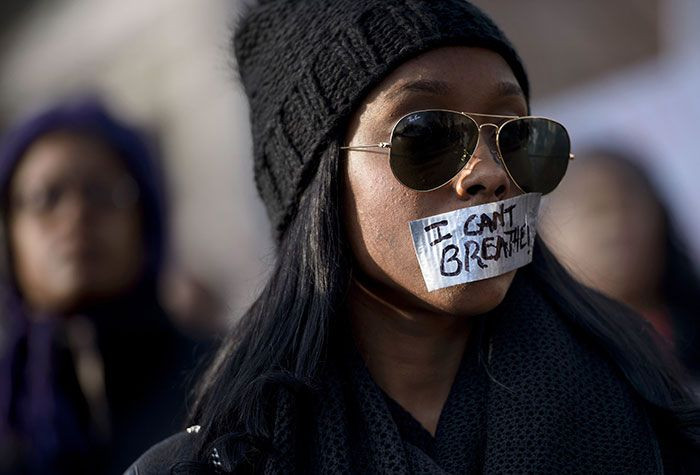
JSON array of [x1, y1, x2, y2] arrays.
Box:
[[208, 272, 663, 474]]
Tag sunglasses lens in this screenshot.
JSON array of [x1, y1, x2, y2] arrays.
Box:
[[390, 110, 479, 191], [498, 118, 571, 194]]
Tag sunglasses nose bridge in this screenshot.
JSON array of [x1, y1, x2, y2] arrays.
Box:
[[452, 124, 512, 202], [477, 123, 499, 131], [472, 122, 502, 166]]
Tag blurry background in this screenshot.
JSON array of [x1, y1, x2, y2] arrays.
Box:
[[0, 0, 698, 323]]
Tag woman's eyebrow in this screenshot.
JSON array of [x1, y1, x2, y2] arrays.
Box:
[[386, 79, 524, 103], [493, 81, 525, 100], [386, 79, 452, 101]]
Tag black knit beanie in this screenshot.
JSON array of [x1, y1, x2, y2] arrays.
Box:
[[235, 0, 529, 240]]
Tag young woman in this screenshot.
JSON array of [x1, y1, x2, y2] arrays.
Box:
[[542, 149, 700, 381], [0, 98, 194, 474], [130, 0, 700, 473]]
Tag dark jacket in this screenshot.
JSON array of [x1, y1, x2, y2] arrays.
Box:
[[125, 428, 205, 475]]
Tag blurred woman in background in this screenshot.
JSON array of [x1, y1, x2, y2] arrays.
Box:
[[0, 98, 195, 474], [542, 150, 700, 381]]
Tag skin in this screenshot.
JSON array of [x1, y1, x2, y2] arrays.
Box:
[[541, 157, 667, 326], [343, 47, 529, 435], [8, 131, 145, 316]]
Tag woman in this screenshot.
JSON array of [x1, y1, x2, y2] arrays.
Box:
[[130, 0, 700, 473], [542, 150, 700, 380], [0, 98, 195, 474]]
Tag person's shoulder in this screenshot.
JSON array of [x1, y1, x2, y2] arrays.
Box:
[[124, 425, 206, 475]]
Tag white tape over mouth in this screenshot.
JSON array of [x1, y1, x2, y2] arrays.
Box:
[[409, 193, 541, 292]]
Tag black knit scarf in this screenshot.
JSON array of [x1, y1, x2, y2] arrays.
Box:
[[211, 273, 663, 474]]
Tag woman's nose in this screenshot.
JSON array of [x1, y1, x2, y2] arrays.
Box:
[[452, 127, 511, 202], [58, 190, 96, 225]]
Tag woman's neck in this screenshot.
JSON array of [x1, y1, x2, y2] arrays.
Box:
[[347, 279, 472, 436]]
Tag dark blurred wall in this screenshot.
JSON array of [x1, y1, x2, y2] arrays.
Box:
[[0, 0, 45, 127], [0, 0, 44, 48]]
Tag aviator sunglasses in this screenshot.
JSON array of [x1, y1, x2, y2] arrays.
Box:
[[342, 109, 574, 194]]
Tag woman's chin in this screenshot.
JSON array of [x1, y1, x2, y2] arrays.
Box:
[[416, 269, 517, 318]]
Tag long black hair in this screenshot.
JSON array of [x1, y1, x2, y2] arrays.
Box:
[[190, 142, 351, 454], [190, 142, 700, 462]]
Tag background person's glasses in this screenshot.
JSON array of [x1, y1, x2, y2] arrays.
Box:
[[342, 109, 574, 194], [11, 176, 140, 216]]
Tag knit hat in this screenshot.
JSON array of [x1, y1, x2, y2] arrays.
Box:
[[235, 0, 529, 240]]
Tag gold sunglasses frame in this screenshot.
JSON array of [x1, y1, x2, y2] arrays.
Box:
[[341, 109, 575, 193]]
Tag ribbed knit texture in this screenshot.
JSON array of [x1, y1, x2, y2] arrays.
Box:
[[234, 0, 530, 239]]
